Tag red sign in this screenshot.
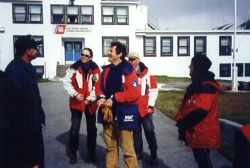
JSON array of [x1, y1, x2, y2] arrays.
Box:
[[55, 25, 66, 34]]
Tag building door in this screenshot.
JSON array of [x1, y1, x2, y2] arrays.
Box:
[[65, 41, 82, 62]]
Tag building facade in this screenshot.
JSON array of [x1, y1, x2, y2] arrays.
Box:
[[0, 0, 249, 82]]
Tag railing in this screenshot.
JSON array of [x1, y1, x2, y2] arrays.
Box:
[[147, 13, 160, 30], [219, 119, 242, 142]]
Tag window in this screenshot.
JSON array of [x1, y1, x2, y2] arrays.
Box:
[[220, 64, 231, 77], [194, 36, 206, 55], [80, 6, 94, 24], [67, 6, 79, 24], [220, 36, 232, 55], [102, 6, 128, 25], [102, 37, 129, 56], [236, 63, 243, 77], [29, 5, 42, 23], [245, 63, 250, 77], [144, 37, 156, 57], [178, 37, 190, 56], [51, 5, 65, 24], [13, 35, 44, 57], [13, 4, 42, 23], [34, 66, 44, 78], [161, 37, 173, 56]]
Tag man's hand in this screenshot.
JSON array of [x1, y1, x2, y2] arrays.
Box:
[[33, 165, 39, 168], [76, 94, 84, 102], [106, 98, 113, 108], [97, 98, 106, 107], [147, 106, 154, 113]]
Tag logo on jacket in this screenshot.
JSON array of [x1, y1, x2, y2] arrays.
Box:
[[124, 115, 134, 122], [132, 80, 138, 87]]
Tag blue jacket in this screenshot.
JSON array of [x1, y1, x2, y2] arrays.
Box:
[[5, 57, 45, 130]]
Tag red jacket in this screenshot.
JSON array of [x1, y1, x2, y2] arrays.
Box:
[[176, 81, 222, 149], [95, 60, 140, 128], [137, 62, 158, 117], [241, 124, 250, 141], [63, 60, 101, 114]]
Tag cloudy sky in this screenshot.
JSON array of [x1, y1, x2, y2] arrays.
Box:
[[139, 0, 250, 30]]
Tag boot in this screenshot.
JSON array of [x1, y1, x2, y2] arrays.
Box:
[[150, 151, 158, 166], [69, 151, 77, 164]]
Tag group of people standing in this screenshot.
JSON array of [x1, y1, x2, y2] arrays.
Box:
[[0, 34, 249, 168], [63, 41, 159, 167]]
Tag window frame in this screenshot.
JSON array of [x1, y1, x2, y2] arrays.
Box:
[[144, 37, 156, 57], [161, 36, 173, 57], [102, 6, 129, 25], [219, 36, 232, 56], [28, 4, 43, 23], [33, 65, 44, 78], [80, 5, 94, 24], [194, 36, 206, 55], [178, 36, 190, 56], [13, 4, 27, 23], [245, 63, 250, 77], [236, 63, 244, 77], [51, 5, 65, 24], [66, 5, 79, 24], [13, 4, 43, 24], [102, 36, 129, 57], [219, 63, 231, 77], [13, 35, 44, 58]]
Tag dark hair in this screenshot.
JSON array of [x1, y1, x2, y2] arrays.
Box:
[[110, 41, 127, 60], [82, 48, 93, 57]]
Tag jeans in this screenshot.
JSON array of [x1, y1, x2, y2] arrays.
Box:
[[133, 113, 158, 154], [68, 107, 97, 156], [192, 148, 213, 168], [103, 122, 137, 168]]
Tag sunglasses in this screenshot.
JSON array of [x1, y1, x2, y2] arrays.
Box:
[[81, 54, 91, 58]]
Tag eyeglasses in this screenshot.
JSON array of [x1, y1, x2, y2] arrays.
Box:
[[81, 54, 91, 58]]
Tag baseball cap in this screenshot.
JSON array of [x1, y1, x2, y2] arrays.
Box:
[[15, 35, 43, 51], [128, 52, 140, 59]]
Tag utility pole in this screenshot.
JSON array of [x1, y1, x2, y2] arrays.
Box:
[[232, 0, 238, 91]]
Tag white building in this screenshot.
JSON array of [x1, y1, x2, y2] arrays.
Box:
[[0, 0, 249, 82]]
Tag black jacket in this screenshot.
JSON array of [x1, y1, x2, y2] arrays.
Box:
[[0, 70, 34, 168]]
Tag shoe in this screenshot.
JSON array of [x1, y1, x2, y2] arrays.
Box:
[[136, 152, 142, 160], [69, 152, 77, 164], [150, 157, 158, 166], [150, 151, 158, 166]]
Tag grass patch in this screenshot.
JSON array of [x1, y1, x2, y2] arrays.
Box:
[[155, 90, 250, 162], [38, 78, 51, 82], [156, 75, 191, 82]]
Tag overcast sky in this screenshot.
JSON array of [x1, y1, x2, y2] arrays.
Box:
[[139, 0, 250, 30]]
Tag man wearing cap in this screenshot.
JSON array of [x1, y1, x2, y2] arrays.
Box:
[[5, 35, 46, 168], [175, 53, 221, 168], [128, 52, 159, 165]]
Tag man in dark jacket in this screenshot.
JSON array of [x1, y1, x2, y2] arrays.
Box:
[[4, 35, 46, 168], [0, 70, 34, 168]]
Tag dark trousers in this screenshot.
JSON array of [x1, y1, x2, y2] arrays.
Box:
[[32, 129, 44, 168], [233, 129, 250, 168], [192, 148, 213, 168], [69, 108, 97, 156], [133, 114, 158, 154]]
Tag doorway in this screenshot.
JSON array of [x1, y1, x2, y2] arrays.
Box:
[[64, 41, 82, 63]]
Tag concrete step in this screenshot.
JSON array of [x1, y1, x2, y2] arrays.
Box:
[[56, 65, 70, 78]]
